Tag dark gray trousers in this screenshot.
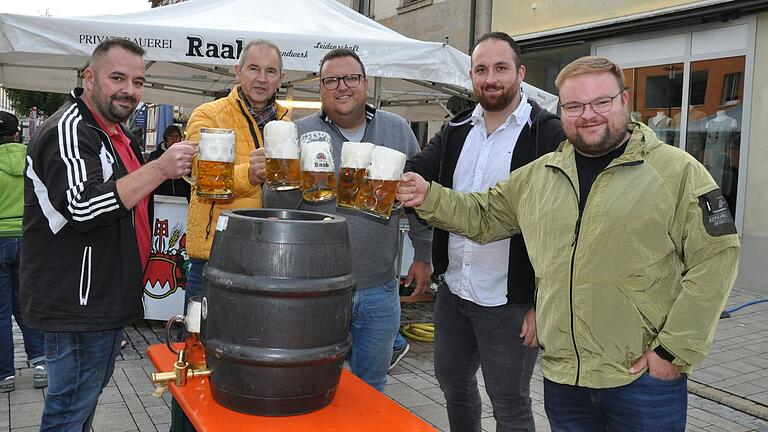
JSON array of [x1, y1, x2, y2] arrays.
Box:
[[434, 285, 539, 432]]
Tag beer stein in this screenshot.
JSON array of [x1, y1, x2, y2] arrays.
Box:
[[354, 146, 406, 220], [184, 128, 235, 199], [264, 121, 301, 191], [299, 131, 337, 203], [336, 142, 376, 209], [165, 296, 207, 369]]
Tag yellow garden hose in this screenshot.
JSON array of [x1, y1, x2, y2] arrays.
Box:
[[401, 323, 435, 342]]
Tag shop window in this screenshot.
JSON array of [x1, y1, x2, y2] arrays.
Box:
[[522, 44, 591, 96], [687, 56, 745, 215], [721, 72, 742, 105], [351, 0, 373, 17], [623, 63, 684, 147]]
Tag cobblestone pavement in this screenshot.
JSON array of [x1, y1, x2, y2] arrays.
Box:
[[3, 287, 768, 431]]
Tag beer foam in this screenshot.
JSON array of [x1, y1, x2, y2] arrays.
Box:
[[341, 142, 376, 169], [186, 300, 202, 333], [367, 146, 406, 180], [264, 121, 299, 159], [300, 140, 335, 172], [198, 130, 235, 163]]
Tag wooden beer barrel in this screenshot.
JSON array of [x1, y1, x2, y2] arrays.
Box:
[[201, 209, 354, 416]]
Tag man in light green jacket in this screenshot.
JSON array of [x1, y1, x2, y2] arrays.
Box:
[[398, 56, 740, 432]]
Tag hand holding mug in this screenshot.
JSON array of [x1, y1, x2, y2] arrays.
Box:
[[157, 140, 196, 179], [248, 147, 267, 186], [396, 172, 429, 207]]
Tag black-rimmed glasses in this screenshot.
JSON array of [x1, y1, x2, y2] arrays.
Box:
[[320, 74, 363, 90], [560, 90, 624, 117]]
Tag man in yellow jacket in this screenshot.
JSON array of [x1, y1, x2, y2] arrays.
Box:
[[185, 39, 288, 303], [397, 56, 740, 432]]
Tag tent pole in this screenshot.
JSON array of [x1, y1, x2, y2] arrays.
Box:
[[373, 77, 382, 109], [284, 85, 295, 120]]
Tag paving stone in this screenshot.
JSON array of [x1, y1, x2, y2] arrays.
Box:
[[395, 372, 437, 390], [92, 402, 137, 432], [384, 382, 436, 408], [97, 385, 125, 404], [8, 389, 43, 405], [131, 411, 157, 432], [418, 386, 446, 404], [10, 427, 39, 432], [407, 403, 450, 431], [146, 404, 171, 425], [139, 394, 167, 408], [9, 401, 43, 428], [124, 394, 147, 414]]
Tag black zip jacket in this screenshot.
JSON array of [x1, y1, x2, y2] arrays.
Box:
[[405, 99, 565, 304], [21, 88, 150, 331]]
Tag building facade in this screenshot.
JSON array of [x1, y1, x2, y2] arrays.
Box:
[[493, 0, 768, 294], [339, 0, 492, 54]]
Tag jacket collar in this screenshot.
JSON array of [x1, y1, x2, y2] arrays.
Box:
[[319, 104, 376, 127], [69, 88, 133, 139], [229, 85, 289, 120]]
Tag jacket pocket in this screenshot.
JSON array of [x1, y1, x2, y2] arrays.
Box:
[[79, 246, 93, 306]]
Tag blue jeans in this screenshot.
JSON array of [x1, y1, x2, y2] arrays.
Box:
[[544, 374, 688, 432], [434, 287, 538, 432], [0, 237, 45, 379], [40, 329, 123, 432], [394, 332, 407, 350], [348, 279, 401, 391], [185, 259, 207, 312]]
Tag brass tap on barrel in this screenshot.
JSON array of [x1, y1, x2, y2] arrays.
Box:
[[151, 349, 211, 386]]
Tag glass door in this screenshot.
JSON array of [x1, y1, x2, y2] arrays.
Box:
[[623, 63, 684, 146], [686, 56, 745, 215]]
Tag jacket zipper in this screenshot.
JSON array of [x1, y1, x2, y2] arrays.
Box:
[[551, 158, 644, 386], [79, 246, 93, 305], [550, 165, 583, 385]]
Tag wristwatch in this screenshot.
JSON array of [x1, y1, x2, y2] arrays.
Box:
[[653, 345, 675, 363]]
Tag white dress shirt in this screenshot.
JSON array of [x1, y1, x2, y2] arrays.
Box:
[[444, 93, 532, 306]]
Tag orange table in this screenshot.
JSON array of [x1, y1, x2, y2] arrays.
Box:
[[147, 344, 436, 431]]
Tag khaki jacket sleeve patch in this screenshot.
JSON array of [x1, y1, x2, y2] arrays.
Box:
[[697, 189, 737, 237]]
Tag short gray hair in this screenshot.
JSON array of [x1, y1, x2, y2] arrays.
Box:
[[238, 39, 283, 72]]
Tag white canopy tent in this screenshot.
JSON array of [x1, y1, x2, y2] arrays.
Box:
[[0, 0, 558, 119]]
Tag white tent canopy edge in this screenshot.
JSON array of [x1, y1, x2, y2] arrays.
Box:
[[0, 0, 558, 118]]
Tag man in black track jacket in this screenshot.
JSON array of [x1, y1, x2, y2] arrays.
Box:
[[21, 39, 194, 431]]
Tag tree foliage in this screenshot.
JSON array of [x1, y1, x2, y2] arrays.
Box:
[[4, 88, 68, 117]]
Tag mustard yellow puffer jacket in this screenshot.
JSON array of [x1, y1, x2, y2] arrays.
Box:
[[185, 86, 287, 260]]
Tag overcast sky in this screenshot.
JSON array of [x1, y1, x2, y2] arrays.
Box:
[[2, 0, 152, 17]]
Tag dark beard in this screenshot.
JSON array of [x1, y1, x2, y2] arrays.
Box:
[[570, 124, 627, 156], [95, 95, 137, 124], [476, 86, 515, 112]]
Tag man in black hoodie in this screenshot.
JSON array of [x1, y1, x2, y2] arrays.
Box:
[[406, 32, 565, 432]]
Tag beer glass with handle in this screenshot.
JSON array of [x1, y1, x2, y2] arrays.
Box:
[[264, 120, 301, 191], [354, 146, 406, 219], [164, 295, 207, 369], [184, 128, 235, 199], [299, 131, 337, 203], [337, 141, 375, 209]]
